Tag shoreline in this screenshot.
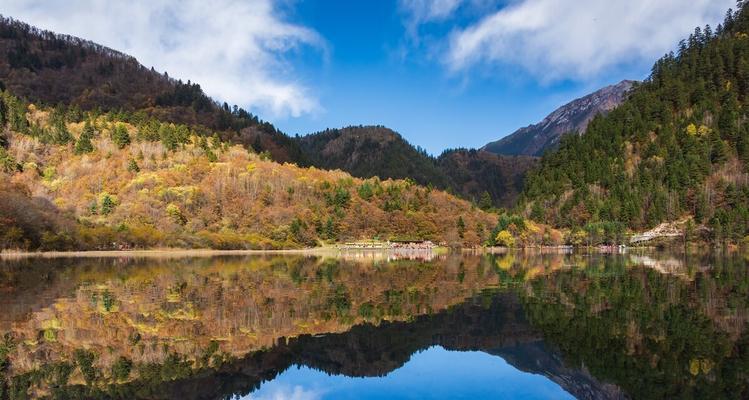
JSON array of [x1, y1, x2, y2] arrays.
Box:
[[0, 247, 338, 259], [0, 243, 737, 259], [0, 245, 649, 259]]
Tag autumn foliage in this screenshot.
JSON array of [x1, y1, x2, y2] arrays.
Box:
[[0, 96, 496, 250]]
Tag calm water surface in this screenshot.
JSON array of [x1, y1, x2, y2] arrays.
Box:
[[0, 251, 747, 399]]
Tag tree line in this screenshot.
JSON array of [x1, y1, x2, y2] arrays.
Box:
[[521, 4, 749, 245]]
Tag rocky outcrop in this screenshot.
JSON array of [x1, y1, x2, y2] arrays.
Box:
[[484, 80, 636, 156]]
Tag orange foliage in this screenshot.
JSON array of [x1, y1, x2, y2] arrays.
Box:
[[1, 107, 497, 250]]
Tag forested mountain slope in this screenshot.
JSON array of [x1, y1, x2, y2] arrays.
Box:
[[298, 126, 537, 207], [0, 93, 496, 250], [0, 16, 305, 163], [437, 148, 536, 208], [298, 126, 452, 188], [521, 5, 749, 243]]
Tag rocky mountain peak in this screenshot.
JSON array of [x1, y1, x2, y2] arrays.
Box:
[[483, 80, 636, 156]]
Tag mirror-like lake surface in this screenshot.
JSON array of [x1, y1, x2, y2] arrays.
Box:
[[0, 252, 747, 399]]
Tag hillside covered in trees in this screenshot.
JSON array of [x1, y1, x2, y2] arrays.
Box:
[[0, 92, 497, 250], [520, 4, 749, 244], [298, 126, 536, 208], [437, 148, 536, 209], [0, 16, 305, 163], [298, 126, 452, 189]]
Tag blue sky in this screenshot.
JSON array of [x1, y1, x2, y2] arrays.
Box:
[[279, 0, 584, 153], [274, 0, 632, 152], [244, 346, 574, 399], [2, 0, 736, 153]]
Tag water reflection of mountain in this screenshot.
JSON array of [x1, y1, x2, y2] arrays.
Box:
[[152, 291, 625, 400], [1, 255, 506, 398], [1, 252, 748, 399]]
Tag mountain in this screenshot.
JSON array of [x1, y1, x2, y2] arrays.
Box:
[[0, 16, 305, 163], [484, 80, 636, 156], [298, 126, 537, 207], [0, 94, 497, 250], [0, 15, 534, 205], [437, 148, 536, 208], [520, 4, 749, 243], [0, 254, 631, 399], [297, 126, 451, 188]]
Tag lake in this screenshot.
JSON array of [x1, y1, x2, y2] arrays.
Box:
[[0, 251, 747, 399]]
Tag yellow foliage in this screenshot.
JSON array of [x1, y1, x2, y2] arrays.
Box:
[[689, 358, 714, 376], [496, 254, 515, 270], [2, 103, 498, 250], [686, 123, 711, 136], [43, 329, 57, 342], [166, 290, 181, 303], [172, 164, 188, 173], [495, 230, 515, 247], [686, 123, 697, 136], [41, 318, 62, 330], [22, 161, 38, 172], [701, 358, 714, 374], [159, 186, 198, 201], [689, 358, 700, 376], [128, 173, 162, 189], [569, 230, 588, 247]]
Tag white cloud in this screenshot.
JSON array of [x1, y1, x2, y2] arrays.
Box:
[[2, 0, 323, 118], [399, 0, 466, 42], [401, 0, 465, 24], [443, 0, 734, 81], [245, 384, 323, 400]]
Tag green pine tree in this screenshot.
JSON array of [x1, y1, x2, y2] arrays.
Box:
[[127, 159, 140, 173], [111, 124, 130, 149], [74, 120, 95, 154], [457, 216, 466, 239]]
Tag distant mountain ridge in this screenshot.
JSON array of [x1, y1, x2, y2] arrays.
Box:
[[297, 126, 451, 188], [297, 126, 537, 207], [437, 148, 535, 208], [484, 80, 636, 156]]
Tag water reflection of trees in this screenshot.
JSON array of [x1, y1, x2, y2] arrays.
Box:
[[518, 253, 749, 399], [5, 290, 623, 400], [0, 255, 501, 398], [1, 252, 748, 399]]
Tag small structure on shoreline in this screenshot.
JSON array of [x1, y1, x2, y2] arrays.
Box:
[[338, 240, 389, 250], [337, 240, 437, 250], [336, 240, 440, 261]]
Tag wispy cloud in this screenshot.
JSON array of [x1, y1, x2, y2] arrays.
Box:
[[445, 0, 734, 81], [3, 0, 324, 118], [245, 384, 323, 400], [398, 0, 467, 42], [400, 0, 465, 25]]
